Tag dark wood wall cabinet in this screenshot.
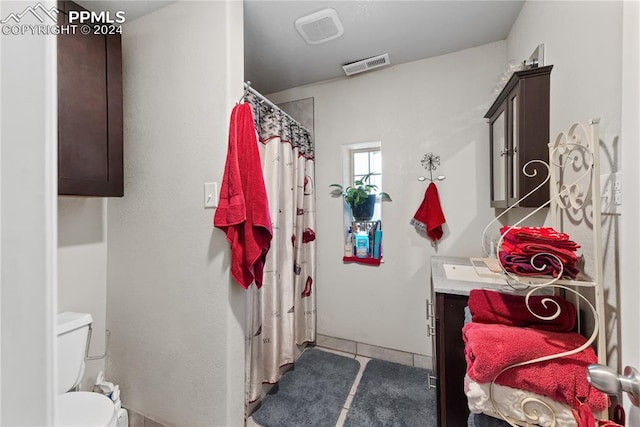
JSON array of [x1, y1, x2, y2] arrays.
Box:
[[485, 65, 552, 208], [57, 1, 123, 196]]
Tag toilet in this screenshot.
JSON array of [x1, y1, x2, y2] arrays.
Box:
[[56, 312, 120, 427]]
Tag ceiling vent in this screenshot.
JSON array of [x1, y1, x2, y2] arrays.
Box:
[[295, 8, 344, 45], [342, 54, 391, 76]]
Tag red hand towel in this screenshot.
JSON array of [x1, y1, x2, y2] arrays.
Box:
[[468, 289, 576, 332], [214, 103, 272, 289], [410, 182, 446, 241], [463, 322, 608, 412]]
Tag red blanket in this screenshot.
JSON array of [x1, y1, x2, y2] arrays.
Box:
[[463, 322, 607, 412], [468, 289, 576, 332]]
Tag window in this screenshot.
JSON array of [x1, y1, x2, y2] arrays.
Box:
[[351, 148, 382, 195], [339, 141, 386, 264], [341, 141, 384, 223]]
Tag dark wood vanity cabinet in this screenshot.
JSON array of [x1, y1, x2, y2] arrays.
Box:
[[485, 65, 552, 208], [57, 1, 123, 196], [435, 292, 469, 427]]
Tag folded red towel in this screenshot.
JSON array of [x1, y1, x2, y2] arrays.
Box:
[[501, 240, 579, 266], [463, 322, 607, 412], [500, 226, 581, 251], [468, 289, 576, 332], [214, 103, 273, 289], [499, 251, 580, 279], [410, 182, 446, 242]]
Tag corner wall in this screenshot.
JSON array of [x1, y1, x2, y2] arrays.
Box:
[[269, 41, 506, 357], [106, 2, 245, 425], [620, 0, 640, 418], [1, 1, 58, 423], [506, 0, 623, 368], [58, 197, 108, 391]]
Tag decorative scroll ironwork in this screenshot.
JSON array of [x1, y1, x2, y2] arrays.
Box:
[[476, 120, 605, 426]]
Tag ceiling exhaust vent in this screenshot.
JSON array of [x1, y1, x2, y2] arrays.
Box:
[[295, 8, 344, 45], [342, 54, 391, 76]]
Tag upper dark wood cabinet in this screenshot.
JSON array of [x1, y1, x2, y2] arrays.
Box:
[[57, 1, 123, 196], [485, 65, 552, 208]]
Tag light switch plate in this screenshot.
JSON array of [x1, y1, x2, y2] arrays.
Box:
[[204, 182, 218, 208], [601, 172, 621, 214]]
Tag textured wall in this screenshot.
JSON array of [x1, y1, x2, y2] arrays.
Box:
[[269, 41, 506, 357], [58, 197, 108, 391], [1, 1, 57, 423], [106, 2, 245, 425], [507, 0, 623, 369]]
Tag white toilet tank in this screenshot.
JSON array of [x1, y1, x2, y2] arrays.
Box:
[[57, 312, 93, 394]]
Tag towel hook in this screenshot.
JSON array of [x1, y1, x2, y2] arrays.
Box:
[[418, 152, 446, 182], [237, 80, 252, 105]]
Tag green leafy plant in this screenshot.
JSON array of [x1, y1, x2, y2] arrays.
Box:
[[329, 173, 392, 206]]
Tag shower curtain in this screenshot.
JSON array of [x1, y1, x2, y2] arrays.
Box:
[[245, 92, 317, 405]]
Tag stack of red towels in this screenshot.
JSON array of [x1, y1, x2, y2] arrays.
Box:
[[464, 289, 609, 416], [499, 226, 580, 279]]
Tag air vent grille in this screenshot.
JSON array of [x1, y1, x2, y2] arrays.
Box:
[[295, 8, 344, 45], [342, 54, 391, 76]]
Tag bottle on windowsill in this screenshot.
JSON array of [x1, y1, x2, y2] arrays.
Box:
[[344, 229, 354, 257]]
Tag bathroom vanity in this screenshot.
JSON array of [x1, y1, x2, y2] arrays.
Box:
[[429, 256, 513, 427]]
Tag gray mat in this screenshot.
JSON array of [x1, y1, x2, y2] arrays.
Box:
[[344, 359, 437, 427], [467, 413, 512, 427], [252, 349, 360, 427]]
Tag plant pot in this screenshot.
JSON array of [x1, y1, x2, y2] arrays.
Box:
[[350, 194, 376, 220]]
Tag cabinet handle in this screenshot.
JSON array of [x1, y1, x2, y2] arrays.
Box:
[[427, 374, 438, 389], [425, 299, 434, 320], [427, 325, 436, 337], [500, 148, 509, 156]]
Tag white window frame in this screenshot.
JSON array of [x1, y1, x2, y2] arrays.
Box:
[[340, 141, 383, 229]]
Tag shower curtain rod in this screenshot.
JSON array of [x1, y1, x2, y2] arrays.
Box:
[[240, 82, 312, 135]]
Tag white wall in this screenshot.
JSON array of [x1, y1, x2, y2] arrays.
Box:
[[58, 197, 108, 391], [270, 41, 505, 356], [620, 0, 640, 421], [0, 1, 58, 424], [506, 0, 623, 368], [106, 1, 245, 426]]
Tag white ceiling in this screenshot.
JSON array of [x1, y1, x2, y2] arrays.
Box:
[[73, 1, 525, 95], [245, 1, 525, 94], [74, 0, 175, 22]]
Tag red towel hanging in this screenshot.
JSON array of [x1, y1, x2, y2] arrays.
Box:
[[214, 103, 272, 289], [410, 182, 446, 242]]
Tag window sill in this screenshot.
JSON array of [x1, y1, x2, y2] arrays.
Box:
[[342, 256, 383, 266]]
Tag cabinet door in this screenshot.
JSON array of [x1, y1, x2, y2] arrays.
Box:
[[57, 1, 123, 196], [489, 106, 508, 208], [485, 65, 552, 209], [435, 293, 470, 427]]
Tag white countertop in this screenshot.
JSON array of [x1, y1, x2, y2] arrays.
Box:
[[431, 256, 513, 296]]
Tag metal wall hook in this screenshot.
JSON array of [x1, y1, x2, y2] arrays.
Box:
[[237, 80, 252, 105], [418, 152, 446, 182]]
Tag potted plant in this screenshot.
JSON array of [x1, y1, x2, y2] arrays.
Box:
[[329, 173, 392, 220]]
